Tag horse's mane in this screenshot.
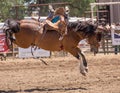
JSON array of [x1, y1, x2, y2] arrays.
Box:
[[67, 21, 97, 35], [67, 22, 78, 28]]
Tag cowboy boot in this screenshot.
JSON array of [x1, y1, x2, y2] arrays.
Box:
[[48, 4, 54, 13]]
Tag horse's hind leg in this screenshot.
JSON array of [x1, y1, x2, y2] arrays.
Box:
[[67, 47, 88, 76]]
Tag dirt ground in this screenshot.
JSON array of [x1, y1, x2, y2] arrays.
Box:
[[0, 53, 120, 93]]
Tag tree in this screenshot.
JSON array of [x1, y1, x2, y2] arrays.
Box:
[[0, 0, 12, 22], [66, 0, 95, 17], [35, 0, 95, 17], [0, 0, 25, 22], [0, 0, 95, 22]]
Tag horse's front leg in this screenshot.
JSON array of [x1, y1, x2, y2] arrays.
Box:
[[78, 50, 88, 75], [67, 47, 88, 76]]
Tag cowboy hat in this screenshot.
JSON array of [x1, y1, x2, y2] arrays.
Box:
[[54, 7, 65, 16]]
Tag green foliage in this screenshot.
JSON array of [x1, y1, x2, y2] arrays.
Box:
[[0, 0, 95, 22], [67, 0, 95, 17], [0, 0, 12, 22], [0, 0, 25, 22]]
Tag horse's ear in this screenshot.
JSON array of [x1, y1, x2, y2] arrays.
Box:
[[93, 24, 98, 30], [5, 19, 10, 26]]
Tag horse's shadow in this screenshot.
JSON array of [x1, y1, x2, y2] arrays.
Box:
[[0, 87, 87, 93]]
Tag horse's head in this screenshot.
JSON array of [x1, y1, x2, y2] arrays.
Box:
[[89, 24, 111, 54], [85, 23, 103, 55], [72, 21, 102, 54], [87, 31, 102, 54]]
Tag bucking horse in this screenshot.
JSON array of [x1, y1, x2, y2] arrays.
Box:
[[3, 19, 104, 76]]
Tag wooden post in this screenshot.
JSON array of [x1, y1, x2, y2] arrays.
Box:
[[12, 43, 15, 59], [15, 6, 19, 19], [102, 34, 106, 54]]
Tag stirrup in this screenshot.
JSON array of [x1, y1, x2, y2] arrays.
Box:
[[48, 4, 54, 12]]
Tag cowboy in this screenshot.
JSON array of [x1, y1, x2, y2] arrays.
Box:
[[45, 5, 67, 40]]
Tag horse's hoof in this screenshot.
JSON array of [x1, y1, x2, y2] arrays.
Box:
[[85, 67, 88, 73], [80, 70, 87, 76]]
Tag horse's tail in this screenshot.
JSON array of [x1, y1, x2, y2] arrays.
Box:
[[3, 19, 20, 33], [3, 19, 20, 49]]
